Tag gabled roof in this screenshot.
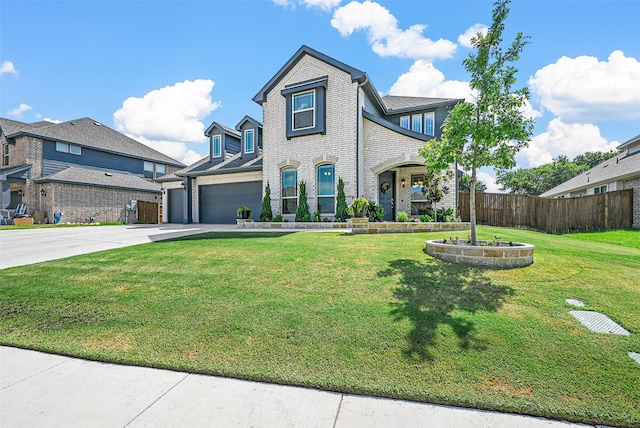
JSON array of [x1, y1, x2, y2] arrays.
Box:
[[618, 133, 640, 149], [177, 150, 263, 178], [2, 117, 183, 167], [0, 164, 31, 181], [253, 45, 367, 105], [540, 151, 640, 197], [235, 115, 263, 130], [204, 121, 240, 137], [381, 95, 463, 113], [33, 166, 161, 192]]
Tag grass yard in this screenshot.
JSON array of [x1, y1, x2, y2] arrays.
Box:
[[1, 227, 638, 426]]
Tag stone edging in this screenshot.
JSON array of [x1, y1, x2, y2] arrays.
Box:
[[424, 239, 534, 268], [237, 219, 470, 234]]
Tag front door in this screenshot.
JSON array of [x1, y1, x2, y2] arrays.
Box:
[[378, 171, 395, 221]]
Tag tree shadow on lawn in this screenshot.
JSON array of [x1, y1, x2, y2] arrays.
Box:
[[380, 259, 514, 362]]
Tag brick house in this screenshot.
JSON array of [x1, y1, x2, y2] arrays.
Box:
[[541, 133, 640, 228], [0, 117, 183, 224], [162, 45, 462, 224]]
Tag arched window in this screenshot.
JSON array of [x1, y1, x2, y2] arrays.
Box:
[[281, 167, 298, 214], [317, 164, 335, 214]]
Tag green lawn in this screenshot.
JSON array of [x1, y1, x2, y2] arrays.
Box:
[[1, 227, 638, 426]]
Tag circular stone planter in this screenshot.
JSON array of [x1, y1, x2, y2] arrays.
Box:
[[425, 240, 534, 268]]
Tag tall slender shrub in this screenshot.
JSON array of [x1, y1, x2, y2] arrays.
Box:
[[335, 177, 348, 221], [296, 180, 310, 221], [259, 182, 273, 222]]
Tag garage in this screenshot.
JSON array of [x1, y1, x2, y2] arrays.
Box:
[[167, 188, 184, 223], [199, 181, 262, 224]]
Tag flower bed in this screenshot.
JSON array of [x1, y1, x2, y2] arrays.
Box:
[[425, 239, 534, 268], [237, 219, 469, 234]]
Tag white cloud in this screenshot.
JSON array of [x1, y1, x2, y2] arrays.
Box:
[[457, 24, 488, 49], [113, 79, 220, 144], [274, 0, 341, 10], [477, 171, 502, 193], [331, 1, 457, 60], [389, 60, 472, 99], [7, 103, 32, 117], [518, 118, 619, 168], [0, 60, 17, 76], [127, 134, 205, 166], [529, 50, 640, 121]]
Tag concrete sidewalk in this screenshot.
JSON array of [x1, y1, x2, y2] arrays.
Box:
[[1, 346, 591, 428]]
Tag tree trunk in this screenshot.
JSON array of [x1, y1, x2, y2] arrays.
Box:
[[470, 168, 477, 245]]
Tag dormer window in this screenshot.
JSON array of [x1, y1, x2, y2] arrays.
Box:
[[424, 112, 435, 136], [293, 91, 315, 130], [412, 115, 422, 133], [244, 129, 255, 153], [212, 135, 222, 157]]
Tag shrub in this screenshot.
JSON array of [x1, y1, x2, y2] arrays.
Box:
[[272, 213, 283, 222], [367, 200, 385, 222], [347, 197, 369, 218], [396, 211, 409, 222], [335, 178, 348, 221], [259, 182, 273, 222], [295, 180, 310, 221], [313, 211, 321, 222], [420, 214, 433, 222]]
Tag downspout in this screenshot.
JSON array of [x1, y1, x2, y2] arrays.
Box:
[[356, 75, 369, 197]]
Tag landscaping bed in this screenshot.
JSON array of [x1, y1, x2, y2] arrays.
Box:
[[1, 227, 638, 426]]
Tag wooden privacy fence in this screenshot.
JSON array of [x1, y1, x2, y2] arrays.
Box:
[[137, 200, 159, 224], [458, 190, 633, 234]]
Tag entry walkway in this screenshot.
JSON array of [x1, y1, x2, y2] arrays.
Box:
[[0, 346, 591, 427]]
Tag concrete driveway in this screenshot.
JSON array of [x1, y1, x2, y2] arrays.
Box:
[[0, 224, 235, 269]]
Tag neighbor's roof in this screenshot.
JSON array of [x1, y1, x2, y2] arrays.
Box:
[[540, 151, 640, 197], [1, 117, 183, 167], [618, 133, 640, 150], [33, 166, 161, 192]]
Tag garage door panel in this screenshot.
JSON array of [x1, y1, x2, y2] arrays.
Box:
[[199, 181, 261, 224], [168, 189, 184, 223]]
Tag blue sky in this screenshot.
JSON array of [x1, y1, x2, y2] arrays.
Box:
[[2, 0, 639, 191]]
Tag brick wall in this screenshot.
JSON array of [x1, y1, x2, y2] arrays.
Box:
[[622, 177, 640, 228]]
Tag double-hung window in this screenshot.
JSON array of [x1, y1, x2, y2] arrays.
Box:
[[293, 91, 315, 130], [56, 141, 81, 155], [212, 135, 222, 158], [412, 115, 422, 133], [317, 164, 335, 214], [400, 116, 410, 129], [156, 164, 165, 178], [144, 161, 154, 179], [281, 168, 298, 215], [424, 112, 435, 136], [2, 144, 8, 166], [244, 129, 254, 153]]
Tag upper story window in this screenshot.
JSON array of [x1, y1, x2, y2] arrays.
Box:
[[412, 115, 422, 133], [293, 91, 315, 130], [212, 135, 222, 157], [400, 116, 410, 129], [424, 112, 435, 136], [317, 164, 335, 214], [56, 142, 81, 155], [244, 129, 255, 153], [281, 167, 298, 215], [2, 144, 8, 166], [156, 164, 165, 178], [144, 161, 154, 179], [281, 76, 327, 139]]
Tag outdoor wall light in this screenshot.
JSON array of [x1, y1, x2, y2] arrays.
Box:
[[17, 189, 23, 196], [40, 189, 47, 197], [401, 178, 406, 188]]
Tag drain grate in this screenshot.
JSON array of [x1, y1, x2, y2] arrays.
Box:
[[630, 352, 640, 365], [566, 298, 584, 307], [569, 311, 630, 336]]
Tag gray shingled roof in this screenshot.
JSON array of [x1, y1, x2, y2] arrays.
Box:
[[33, 166, 161, 192], [2, 117, 183, 167], [540, 151, 640, 197], [177, 150, 263, 177], [381, 95, 461, 112]]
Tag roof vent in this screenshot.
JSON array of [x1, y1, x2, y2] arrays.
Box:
[[105, 172, 113, 177], [94, 122, 101, 126]]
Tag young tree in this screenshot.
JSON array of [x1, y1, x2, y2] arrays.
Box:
[[422, 169, 453, 221], [259, 182, 273, 221], [335, 177, 348, 221], [295, 180, 310, 221], [419, 0, 534, 244]]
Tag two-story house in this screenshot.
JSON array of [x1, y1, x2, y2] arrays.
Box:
[[0, 117, 183, 223], [162, 45, 462, 224]]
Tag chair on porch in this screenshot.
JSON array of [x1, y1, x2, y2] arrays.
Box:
[[0, 210, 10, 225], [12, 204, 27, 218]]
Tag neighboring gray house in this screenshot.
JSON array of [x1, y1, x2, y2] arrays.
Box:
[[0, 117, 183, 223], [162, 45, 462, 224], [541, 133, 640, 228]]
